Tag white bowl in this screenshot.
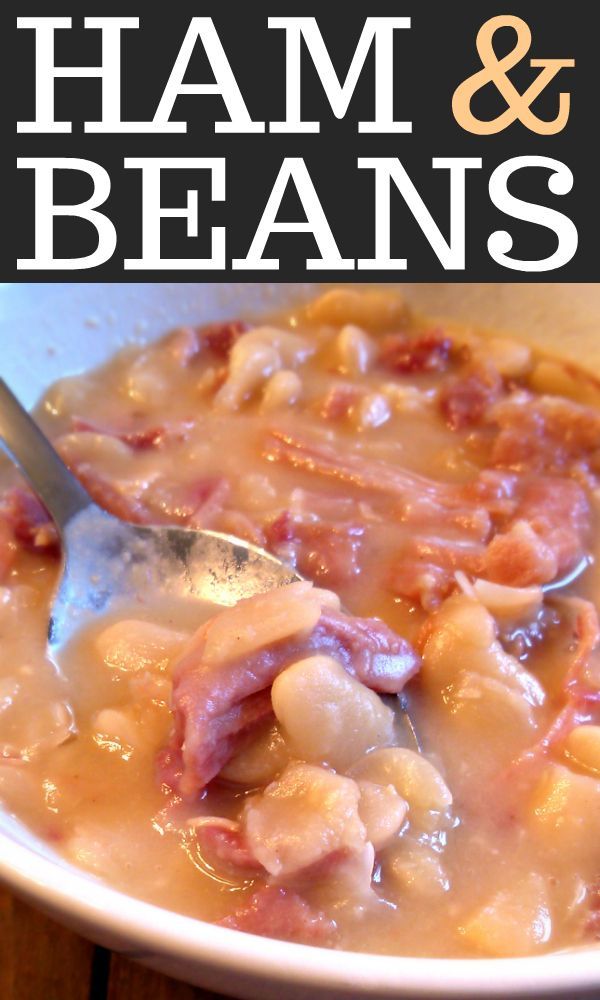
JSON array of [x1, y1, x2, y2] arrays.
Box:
[[1, 282, 599, 999]]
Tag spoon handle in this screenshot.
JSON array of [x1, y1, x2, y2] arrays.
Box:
[[0, 379, 93, 533]]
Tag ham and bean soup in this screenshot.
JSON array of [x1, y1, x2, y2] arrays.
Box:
[[1, 287, 600, 957]]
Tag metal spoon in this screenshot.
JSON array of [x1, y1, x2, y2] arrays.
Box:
[[0, 379, 420, 749], [0, 378, 298, 656]]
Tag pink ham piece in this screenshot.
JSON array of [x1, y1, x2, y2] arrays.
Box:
[[158, 583, 420, 799], [191, 819, 263, 873], [390, 537, 485, 611], [164, 321, 248, 366], [265, 511, 364, 585], [0, 488, 58, 552], [490, 393, 600, 475], [378, 330, 453, 374], [320, 384, 364, 422], [439, 362, 504, 430], [219, 885, 338, 945], [71, 418, 193, 450], [483, 478, 590, 587]]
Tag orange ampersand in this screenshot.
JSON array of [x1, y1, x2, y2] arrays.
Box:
[[453, 15, 575, 135]]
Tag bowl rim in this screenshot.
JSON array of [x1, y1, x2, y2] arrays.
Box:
[[1, 823, 599, 997]]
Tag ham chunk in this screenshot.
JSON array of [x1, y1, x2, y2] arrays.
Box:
[[490, 394, 600, 475], [483, 478, 590, 587], [158, 583, 420, 798], [439, 363, 504, 430], [378, 330, 452, 374], [57, 437, 231, 530], [265, 511, 364, 585], [319, 384, 364, 421], [191, 818, 263, 873], [392, 474, 590, 605], [0, 488, 58, 552], [164, 321, 248, 365], [390, 537, 485, 610]]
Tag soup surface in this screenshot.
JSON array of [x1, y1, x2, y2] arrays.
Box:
[[1, 287, 600, 958]]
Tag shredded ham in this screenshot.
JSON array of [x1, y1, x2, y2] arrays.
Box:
[[391, 475, 590, 605], [57, 441, 231, 531], [143, 477, 230, 530], [265, 432, 592, 607], [219, 885, 338, 945], [264, 429, 491, 521], [71, 417, 193, 450]]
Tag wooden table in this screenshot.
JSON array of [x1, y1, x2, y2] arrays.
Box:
[[0, 885, 226, 1000]]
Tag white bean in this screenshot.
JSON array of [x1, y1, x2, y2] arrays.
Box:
[[422, 595, 545, 708], [271, 654, 395, 770], [564, 725, 600, 774], [381, 383, 435, 413], [386, 840, 449, 897], [477, 337, 532, 378], [335, 325, 375, 376], [199, 582, 322, 666], [357, 780, 407, 850], [261, 370, 302, 412], [306, 288, 406, 329], [95, 620, 186, 674], [352, 747, 452, 815], [455, 572, 543, 620], [529, 763, 600, 862], [460, 873, 551, 957]]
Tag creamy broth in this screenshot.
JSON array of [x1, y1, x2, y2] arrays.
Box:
[[1, 287, 599, 958]]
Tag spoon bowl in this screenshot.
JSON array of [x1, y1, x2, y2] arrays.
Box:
[[0, 376, 419, 749], [0, 378, 299, 655]]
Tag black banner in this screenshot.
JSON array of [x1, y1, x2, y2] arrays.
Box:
[[2, 2, 597, 280]]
